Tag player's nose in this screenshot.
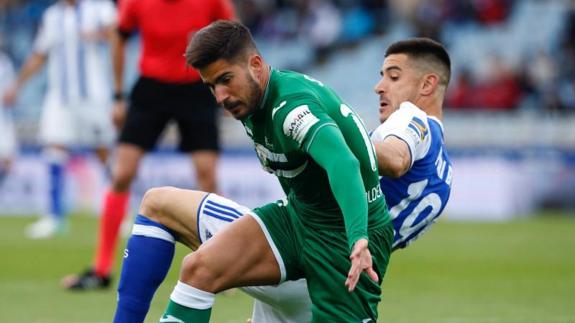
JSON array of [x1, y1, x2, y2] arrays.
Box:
[[373, 79, 384, 95], [213, 86, 229, 105]]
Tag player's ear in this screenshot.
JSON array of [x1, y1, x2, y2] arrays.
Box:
[[248, 54, 263, 73], [421, 73, 438, 96]]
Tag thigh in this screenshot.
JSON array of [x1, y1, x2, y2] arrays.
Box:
[[119, 78, 170, 151], [188, 213, 282, 291], [303, 224, 393, 322]]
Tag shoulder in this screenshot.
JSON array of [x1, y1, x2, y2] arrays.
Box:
[[393, 102, 429, 125], [371, 102, 429, 141]]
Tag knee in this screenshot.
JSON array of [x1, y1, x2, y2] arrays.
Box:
[[111, 168, 136, 192], [139, 186, 178, 220], [195, 163, 216, 182], [180, 251, 223, 293]]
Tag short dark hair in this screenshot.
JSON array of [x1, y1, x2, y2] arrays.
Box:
[[185, 20, 258, 69], [385, 38, 451, 86]]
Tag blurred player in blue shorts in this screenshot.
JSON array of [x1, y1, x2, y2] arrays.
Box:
[[2, 0, 117, 239], [110, 37, 452, 322]]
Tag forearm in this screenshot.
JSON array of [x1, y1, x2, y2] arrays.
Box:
[[374, 137, 411, 178], [111, 30, 126, 94], [327, 156, 368, 250], [307, 126, 368, 250], [14, 53, 46, 89]]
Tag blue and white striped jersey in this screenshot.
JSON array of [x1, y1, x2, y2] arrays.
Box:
[[371, 102, 452, 249], [33, 0, 116, 105]]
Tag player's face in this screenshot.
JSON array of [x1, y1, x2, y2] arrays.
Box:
[[373, 53, 422, 123], [199, 58, 262, 120]]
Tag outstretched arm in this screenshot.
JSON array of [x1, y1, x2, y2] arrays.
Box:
[[3, 53, 47, 106]]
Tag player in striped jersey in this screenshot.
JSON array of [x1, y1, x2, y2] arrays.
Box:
[[111, 37, 452, 322], [371, 38, 452, 250], [2, 0, 117, 239]]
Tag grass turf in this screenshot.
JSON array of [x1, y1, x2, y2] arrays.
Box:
[[0, 212, 574, 322]]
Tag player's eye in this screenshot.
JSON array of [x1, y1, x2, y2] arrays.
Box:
[[221, 76, 232, 84]]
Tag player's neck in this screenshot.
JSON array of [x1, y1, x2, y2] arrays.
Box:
[[427, 106, 443, 120], [259, 64, 271, 93], [256, 64, 271, 106], [418, 95, 443, 121]]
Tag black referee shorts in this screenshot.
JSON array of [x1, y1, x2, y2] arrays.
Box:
[[119, 77, 220, 152]]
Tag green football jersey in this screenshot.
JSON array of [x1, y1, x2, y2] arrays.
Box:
[[242, 68, 390, 238]]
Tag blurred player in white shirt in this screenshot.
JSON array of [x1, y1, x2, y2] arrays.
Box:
[[0, 48, 17, 184], [2, 0, 117, 239]]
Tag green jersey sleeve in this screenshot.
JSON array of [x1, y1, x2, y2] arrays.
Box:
[[273, 98, 369, 250]]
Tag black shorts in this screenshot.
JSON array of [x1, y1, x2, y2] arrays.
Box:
[[119, 77, 219, 152]]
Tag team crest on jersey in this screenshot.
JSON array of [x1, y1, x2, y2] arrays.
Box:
[[407, 116, 428, 141], [282, 105, 319, 144], [254, 143, 273, 173]]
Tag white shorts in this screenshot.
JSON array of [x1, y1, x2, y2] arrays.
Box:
[[243, 281, 312, 323], [39, 97, 115, 147], [0, 109, 17, 159], [197, 193, 312, 323]]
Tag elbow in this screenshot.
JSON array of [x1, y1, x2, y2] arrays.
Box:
[[387, 165, 408, 178], [378, 159, 409, 179]]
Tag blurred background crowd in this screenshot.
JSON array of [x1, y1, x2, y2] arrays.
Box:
[[2, 1, 575, 127]]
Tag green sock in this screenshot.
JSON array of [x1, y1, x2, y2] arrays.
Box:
[[160, 300, 211, 323]]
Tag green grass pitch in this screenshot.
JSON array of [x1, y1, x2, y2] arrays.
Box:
[[0, 212, 574, 322]]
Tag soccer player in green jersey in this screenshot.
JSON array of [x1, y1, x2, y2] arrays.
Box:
[[111, 21, 393, 322], [174, 20, 393, 322], [113, 20, 393, 323]]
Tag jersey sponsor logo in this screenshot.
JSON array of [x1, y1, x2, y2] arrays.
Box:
[[407, 116, 428, 141], [283, 105, 319, 144], [366, 184, 383, 203], [159, 315, 184, 323], [271, 100, 287, 119]]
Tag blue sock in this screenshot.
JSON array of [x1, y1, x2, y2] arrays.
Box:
[[48, 161, 65, 223], [114, 215, 176, 323]]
